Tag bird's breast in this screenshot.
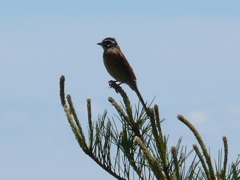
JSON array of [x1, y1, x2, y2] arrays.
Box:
[[103, 49, 126, 83]]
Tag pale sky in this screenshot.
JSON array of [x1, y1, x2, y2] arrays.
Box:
[[1, 1, 240, 179]]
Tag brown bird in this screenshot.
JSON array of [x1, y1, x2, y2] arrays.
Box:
[[97, 37, 148, 114]]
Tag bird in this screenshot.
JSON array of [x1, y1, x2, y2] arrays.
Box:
[[97, 37, 148, 114]]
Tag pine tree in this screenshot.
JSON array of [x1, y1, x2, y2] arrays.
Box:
[[59, 75, 240, 180]]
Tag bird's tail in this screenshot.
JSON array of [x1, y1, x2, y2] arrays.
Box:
[[134, 87, 149, 115]]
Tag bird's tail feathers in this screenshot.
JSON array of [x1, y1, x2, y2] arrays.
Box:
[[134, 87, 149, 115]]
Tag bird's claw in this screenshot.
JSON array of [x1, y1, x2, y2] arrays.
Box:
[[108, 80, 122, 93]]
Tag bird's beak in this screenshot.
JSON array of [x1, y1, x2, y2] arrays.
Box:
[[97, 42, 102, 46]]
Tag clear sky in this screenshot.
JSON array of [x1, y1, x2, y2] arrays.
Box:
[[1, 1, 240, 179]]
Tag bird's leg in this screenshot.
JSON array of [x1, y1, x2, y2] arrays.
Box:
[[108, 80, 123, 93]]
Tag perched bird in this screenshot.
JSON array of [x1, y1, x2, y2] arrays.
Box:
[[97, 37, 148, 114]]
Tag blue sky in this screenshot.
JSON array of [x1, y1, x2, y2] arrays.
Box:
[[1, 1, 240, 179]]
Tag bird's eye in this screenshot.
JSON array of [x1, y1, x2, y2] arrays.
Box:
[[105, 41, 112, 47]]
